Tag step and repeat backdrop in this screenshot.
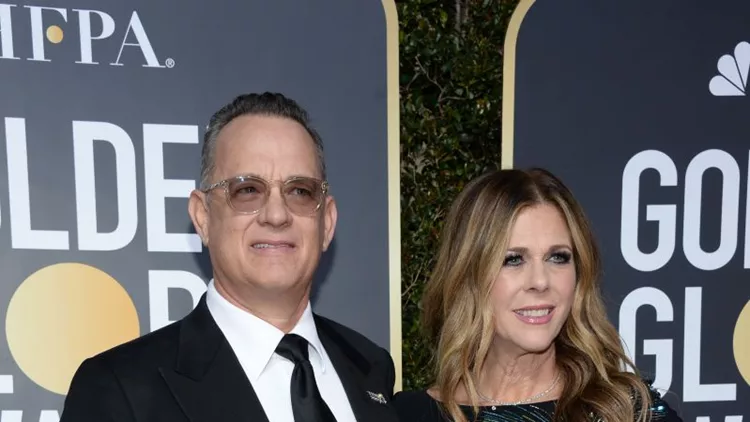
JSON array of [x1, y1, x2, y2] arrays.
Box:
[[505, 0, 749, 420], [0, 0, 400, 419]]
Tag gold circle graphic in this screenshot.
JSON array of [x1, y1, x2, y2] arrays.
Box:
[[734, 300, 750, 386], [5, 263, 140, 395], [46, 25, 63, 44]]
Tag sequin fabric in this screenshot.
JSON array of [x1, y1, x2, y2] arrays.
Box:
[[468, 399, 673, 421], [393, 382, 682, 422], [466, 383, 676, 421], [467, 401, 555, 421]]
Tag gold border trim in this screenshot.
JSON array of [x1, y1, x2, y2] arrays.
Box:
[[501, 0, 536, 170], [382, 0, 403, 392]]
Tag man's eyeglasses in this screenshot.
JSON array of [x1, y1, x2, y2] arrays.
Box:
[[201, 175, 329, 216]]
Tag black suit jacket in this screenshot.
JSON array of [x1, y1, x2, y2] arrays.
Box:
[[60, 294, 399, 422]]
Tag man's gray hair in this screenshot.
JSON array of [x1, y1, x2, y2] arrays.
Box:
[[200, 92, 326, 189]]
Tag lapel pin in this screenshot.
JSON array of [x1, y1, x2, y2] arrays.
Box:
[[366, 391, 387, 404]]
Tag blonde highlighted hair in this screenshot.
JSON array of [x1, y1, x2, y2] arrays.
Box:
[[421, 168, 652, 422]]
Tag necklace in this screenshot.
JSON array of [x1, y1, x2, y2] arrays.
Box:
[[477, 373, 560, 409]]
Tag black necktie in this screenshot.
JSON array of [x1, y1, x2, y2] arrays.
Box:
[[275, 333, 337, 422]]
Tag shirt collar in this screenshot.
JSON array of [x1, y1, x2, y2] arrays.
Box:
[[205, 279, 327, 382]]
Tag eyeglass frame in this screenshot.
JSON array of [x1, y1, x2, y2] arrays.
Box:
[[200, 174, 330, 216]]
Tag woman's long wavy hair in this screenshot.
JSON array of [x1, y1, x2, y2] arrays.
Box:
[[421, 168, 652, 422]]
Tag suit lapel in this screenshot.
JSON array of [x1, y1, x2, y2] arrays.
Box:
[[159, 295, 269, 422], [316, 316, 395, 422]]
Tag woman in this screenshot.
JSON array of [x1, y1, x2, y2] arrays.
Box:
[[394, 168, 681, 422]]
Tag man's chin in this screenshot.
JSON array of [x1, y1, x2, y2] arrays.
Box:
[[247, 273, 308, 292]]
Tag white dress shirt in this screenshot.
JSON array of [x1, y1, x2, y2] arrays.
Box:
[[206, 280, 357, 422]]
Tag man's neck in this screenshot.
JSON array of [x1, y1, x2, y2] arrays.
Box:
[[213, 278, 310, 333]]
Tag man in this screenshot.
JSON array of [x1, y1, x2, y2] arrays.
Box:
[[60, 93, 399, 422]]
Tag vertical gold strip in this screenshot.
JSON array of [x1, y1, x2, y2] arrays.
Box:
[[502, 0, 536, 170], [381, 0, 403, 392]]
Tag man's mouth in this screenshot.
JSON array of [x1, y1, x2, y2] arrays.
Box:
[[252, 242, 295, 249]]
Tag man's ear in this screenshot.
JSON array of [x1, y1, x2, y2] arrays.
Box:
[[188, 190, 210, 247], [321, 195, 337, 251]]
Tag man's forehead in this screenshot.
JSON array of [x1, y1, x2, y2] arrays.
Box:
[[219, 114, 309, 139], [215, 116, 314, 153], [213, 124, 317, 175]]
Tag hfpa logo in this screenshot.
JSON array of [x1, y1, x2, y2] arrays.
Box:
[[0, 4, 175, 68]]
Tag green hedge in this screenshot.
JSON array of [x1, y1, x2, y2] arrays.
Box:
[[398, 0, 520, 390]]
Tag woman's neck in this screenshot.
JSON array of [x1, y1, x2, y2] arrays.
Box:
[[474, 342, 561, 405]]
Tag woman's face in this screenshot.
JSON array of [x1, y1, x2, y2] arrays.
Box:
[[489, 203, 577, 355]]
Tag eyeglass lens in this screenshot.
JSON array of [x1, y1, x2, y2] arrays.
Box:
[[225, 177, 323, 215]]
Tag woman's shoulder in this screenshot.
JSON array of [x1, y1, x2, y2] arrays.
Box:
[[392, 389, 446, 421], [640, 380, 683, 421]]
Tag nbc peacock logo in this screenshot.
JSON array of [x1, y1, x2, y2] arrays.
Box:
[[709, 41, 750, 96]]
